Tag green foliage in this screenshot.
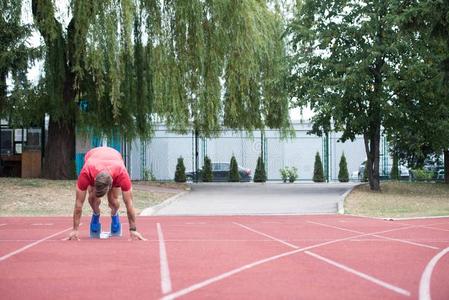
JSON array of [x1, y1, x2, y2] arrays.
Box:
[[390, 155, 400, 181], [411, 169, 433, 182], [313, 152, 324, 183], [338, 153, 349, 183], [279, 166, 297, 183], [229, 155, 240, 182], [254, 156, 266, 182], [202, 156, 213, 182], [174, 157, 186, 183], [0, 0, 39, 120]]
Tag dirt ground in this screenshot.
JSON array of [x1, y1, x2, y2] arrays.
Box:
[[0, 178, 188, 216]]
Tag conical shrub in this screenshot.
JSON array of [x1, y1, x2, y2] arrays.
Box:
[[254, 156, 266, 182], [313, 152, 325, 182], [202, 156, 213, 182], [229, 155, 240, 182], [174, 156, 186, 182], [338, 153, 349, 182], [390, 154, 399, 180]]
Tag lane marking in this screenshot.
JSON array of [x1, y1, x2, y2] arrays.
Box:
[[305, 251, 410, 296], [157, 223, 172, 294], [419, 246, 449, 300], [162, 224, 424, 299], [0, 227, 73, 262], [233, 222, 299, 249], [308, 221, 439, 250], [0, 224, 7, 227], [31, 223, 54, 226], [236, 222, 411, 297]]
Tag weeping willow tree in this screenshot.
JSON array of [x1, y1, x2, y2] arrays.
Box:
[[28, 0, 290, 179]]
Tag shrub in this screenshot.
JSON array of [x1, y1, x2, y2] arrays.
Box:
[[288, 167, 298, 183], [338, 153, 349, 182], [280, 167, 289, 183], [390, 155, 400, 180], [254, 156, 267, 182], [229, 155, 240, 182], [174, 157, 186, 182], [202, 156, 213, 182], [313, 152, 325, 182], [279, 167, 298, 183], [411, 169, 433, 182]]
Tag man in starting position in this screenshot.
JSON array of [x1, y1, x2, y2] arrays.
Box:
[[69, 146, 146, 240]]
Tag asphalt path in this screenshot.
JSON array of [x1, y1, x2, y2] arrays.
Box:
[[150, 182, 358, 216]]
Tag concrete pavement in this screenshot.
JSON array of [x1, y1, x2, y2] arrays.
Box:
[[144, 182, 358, 216]]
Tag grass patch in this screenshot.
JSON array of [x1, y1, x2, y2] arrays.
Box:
[[0, 178, 176, 217], [345, 181, 449, 218]]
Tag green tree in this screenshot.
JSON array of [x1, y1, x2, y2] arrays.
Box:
[[254, 155, 266, 182], [338, 153, 349, 183], [202, 156, 213, 182], [313, 152, 324, 183], [6, 0, 291, 179], [174, 157, 186, 183], [229, 155, 240, 182], [392, 1, 449, 184], [0, 0, 39, 121], [289, 0, 404, 191]]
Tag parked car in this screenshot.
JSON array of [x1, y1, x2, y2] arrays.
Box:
[[186, 162, 252, 182], [358, 160, 409, 181]]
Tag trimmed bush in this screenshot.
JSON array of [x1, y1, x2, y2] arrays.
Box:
[[313, 152, 325, 182], [202, 156, 213, 182], [390, 155, 399, 180], [229, 155, 240, 182], [254, 156, 267, 182], [338, 153, 349, 182], [174, 157, 186, 182]]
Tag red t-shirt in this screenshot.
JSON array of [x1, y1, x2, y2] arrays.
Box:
[[77, 147, 132, 192]]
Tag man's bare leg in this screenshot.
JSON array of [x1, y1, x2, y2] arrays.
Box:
[[88, 186, 102, 237], [108, 187, 122, 236]]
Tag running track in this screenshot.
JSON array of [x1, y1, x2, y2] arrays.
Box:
[[0, 215, 448, 300]]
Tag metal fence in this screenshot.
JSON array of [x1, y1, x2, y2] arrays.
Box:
[[122, 122, 393, 181]]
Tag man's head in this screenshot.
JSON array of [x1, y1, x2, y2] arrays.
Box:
[[94, 172, 112, 198]]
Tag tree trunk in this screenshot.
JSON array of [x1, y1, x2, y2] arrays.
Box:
[[43, 118, 75, 179], [363, 125, 381, 192], [444, 149, 449, 184], [0, 69, 7, 116]]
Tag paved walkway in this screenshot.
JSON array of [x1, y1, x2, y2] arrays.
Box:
[[151, 182, 358, 216]]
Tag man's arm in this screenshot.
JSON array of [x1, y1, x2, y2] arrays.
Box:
[[122, 189, 147, 240], [69, 187, 87, 240]]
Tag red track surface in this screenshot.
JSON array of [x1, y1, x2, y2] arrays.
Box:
[[0, 215, 448, 300]]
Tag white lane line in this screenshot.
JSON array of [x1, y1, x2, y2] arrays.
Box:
[[31, 223, 54, 226], [422, 226, 449, 233], [419, 246, 449, 300], [157, 223, 172, 294], [236, 223, 411, 297], [233, 222, 299, 249], [306, 251, 410, 296], [308, 221, 439, 250], [0, 227, 73, 262], [161, 224, 424, 300]]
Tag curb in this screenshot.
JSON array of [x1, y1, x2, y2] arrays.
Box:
[[140, 190, 189, 216], [338, 183, 361, 214]]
